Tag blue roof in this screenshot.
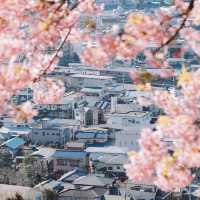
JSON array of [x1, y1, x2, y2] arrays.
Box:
[[52, 150, 87, 159], [76, 132, 96, 139], [95, 133, 108, 139], [2, 137, 25, 150], [76, 131, 108, 139]]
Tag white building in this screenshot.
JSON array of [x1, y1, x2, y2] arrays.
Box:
[[68, 74, 114, 89], [74, 107, 100, 126], [35, 92, 85, 119], [30, 119, 80, 147], [105, 111, 152, 150]]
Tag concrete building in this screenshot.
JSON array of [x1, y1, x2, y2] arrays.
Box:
[[104, 110, 153, 150], [52, 150, 88, 172], [74, 107, 100, 126], [30, 119, 72, 147], [35, 92, 85, 119], [92, 153, 128, 179]]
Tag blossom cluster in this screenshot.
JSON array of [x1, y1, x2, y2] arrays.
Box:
[[125, 68, 200, 192], [0, 0, 102, 122], [81, 0, 200, 69]]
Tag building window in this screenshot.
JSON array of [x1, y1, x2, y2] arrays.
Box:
[[42, 132, 45, 136], [52, 133, 55, 136], [56, 133, 60, 136], [117, 166, 120, 170], [69, 160, 79, 167], [57, 159, 66, 166], [108, 167, 113, 171], [47, 133, 49, 135], [34, 132, 38, 135]]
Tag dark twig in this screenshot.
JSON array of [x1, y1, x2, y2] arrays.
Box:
[[154, 0, 195, 54], [32, 0, 86, 83]]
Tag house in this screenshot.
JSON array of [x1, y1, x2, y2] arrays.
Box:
[[106, 111, 152, 129], [125, 182, 157, 200], [31, 147, 56, 160], [34, 179, 74, 194], [0, 136, 25, 157], [74, 107, 100, 126], [0, 125, 31, 141], [58, 168, 87, 183], [72, 174, 113, 188], [51, 150, 88, 172], [35, 92, 85, 119], [93, 154, 128, 180], [32, 148, 89, 174], [30, 119, 72, 147], [58, 186, 108, 200], [105, 110, 152, 150]]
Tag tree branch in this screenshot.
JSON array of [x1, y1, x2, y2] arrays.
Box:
[[33, 27, 72, 83], [32, 0, 85, 83], [154, 0, 195, 53]]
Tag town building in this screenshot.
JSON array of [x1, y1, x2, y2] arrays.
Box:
[[30, 119, 74, 147]]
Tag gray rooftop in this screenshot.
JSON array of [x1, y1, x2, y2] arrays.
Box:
[[73, 174, 113, 187]]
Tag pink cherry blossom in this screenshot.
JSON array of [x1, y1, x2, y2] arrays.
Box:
[[155, 157, 193, 192], [125, 152, 156, 184], [33, 78, 64, 104], [10, 101, 38, 123], [81, 47, 110, 68]]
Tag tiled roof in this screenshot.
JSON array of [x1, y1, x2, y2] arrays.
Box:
[[73, 174, 113, 187], [59, 186, 107, 199]]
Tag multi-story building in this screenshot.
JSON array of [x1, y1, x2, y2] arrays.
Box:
[[30, 119, 78, 147], [35, 92, 85, 119], [52, 150, 88, 172]]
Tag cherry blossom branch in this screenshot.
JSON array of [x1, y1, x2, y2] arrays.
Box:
[[32, 0, 86, 83], [33, 27, 72, 83], [154, 0, 195, 53]]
